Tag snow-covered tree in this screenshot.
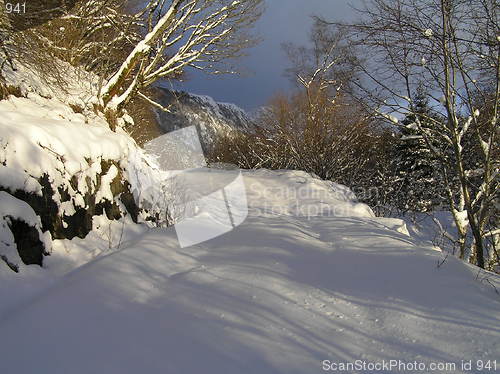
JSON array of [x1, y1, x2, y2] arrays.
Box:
[[99, 0, 263, 118], [391, 88, 448, 212], [321, 0, 499, 268]]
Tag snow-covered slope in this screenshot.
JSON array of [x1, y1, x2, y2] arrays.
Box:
[[1, 169, 498, 374], [0, 64, 171, 272], [155, 88, 253, 148]]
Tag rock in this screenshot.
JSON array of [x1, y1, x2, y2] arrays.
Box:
[[7, 218, 45, 266], [1, 159, 143, 271]]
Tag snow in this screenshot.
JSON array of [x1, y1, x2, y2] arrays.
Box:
[[0, 166, 42, 195], [0, 191, 40, 226], [153, 88, 254, 152], [95, 164, 119, 202], [378, 110, 399, 124], [0, 95, 135, 204], [423, 28, 434, 38], [189, 92, 247, 123], [2, 60, 100, 110], [1, 168, 499, 374]]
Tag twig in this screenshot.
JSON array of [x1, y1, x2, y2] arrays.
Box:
[[437, 252, 449, 269], [484, 278, 499, 295]]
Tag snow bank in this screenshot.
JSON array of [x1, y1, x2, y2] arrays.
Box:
[[1, 59, 100, 112], [0, 95, 135, 180], [242, 169, 375, 218]]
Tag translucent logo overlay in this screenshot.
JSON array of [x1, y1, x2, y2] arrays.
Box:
[[131, 126, 248, 247]]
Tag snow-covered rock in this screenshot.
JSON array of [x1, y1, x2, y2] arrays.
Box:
[[0, 191, 51, 271], [0, 70, 169, 272]]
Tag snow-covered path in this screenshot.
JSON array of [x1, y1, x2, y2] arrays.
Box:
[[1, 170, 499, 374]]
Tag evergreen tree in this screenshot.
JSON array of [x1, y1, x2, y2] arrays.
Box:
[[391, 89, 446, 212]]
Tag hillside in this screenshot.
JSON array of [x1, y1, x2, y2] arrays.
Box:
[[0, 63, 172, 272], [155, 88, 253, 148]]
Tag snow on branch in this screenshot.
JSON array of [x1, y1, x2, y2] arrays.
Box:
[[100, 0, 263, 112]]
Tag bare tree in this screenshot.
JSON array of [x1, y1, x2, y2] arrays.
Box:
[[207, 20, 393, 210], [321, 0, 499, 269], [41, 0, 141, 75], [99, 0, 263, 119], [283, 20, 357, 102], [0, 0, 141, 93], [208, 87, 388, 198]]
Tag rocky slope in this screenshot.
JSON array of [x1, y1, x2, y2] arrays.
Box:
[[155, 88, 253, 149], [0, 64, 168, 272]]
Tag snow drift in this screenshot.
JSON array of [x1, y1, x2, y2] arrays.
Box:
[[0, 168, 498, 374]]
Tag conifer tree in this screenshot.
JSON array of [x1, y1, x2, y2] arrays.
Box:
[[392, 88, 446, 212]]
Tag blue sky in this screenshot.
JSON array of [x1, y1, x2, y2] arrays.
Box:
[[175, 0, 360, 111]]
